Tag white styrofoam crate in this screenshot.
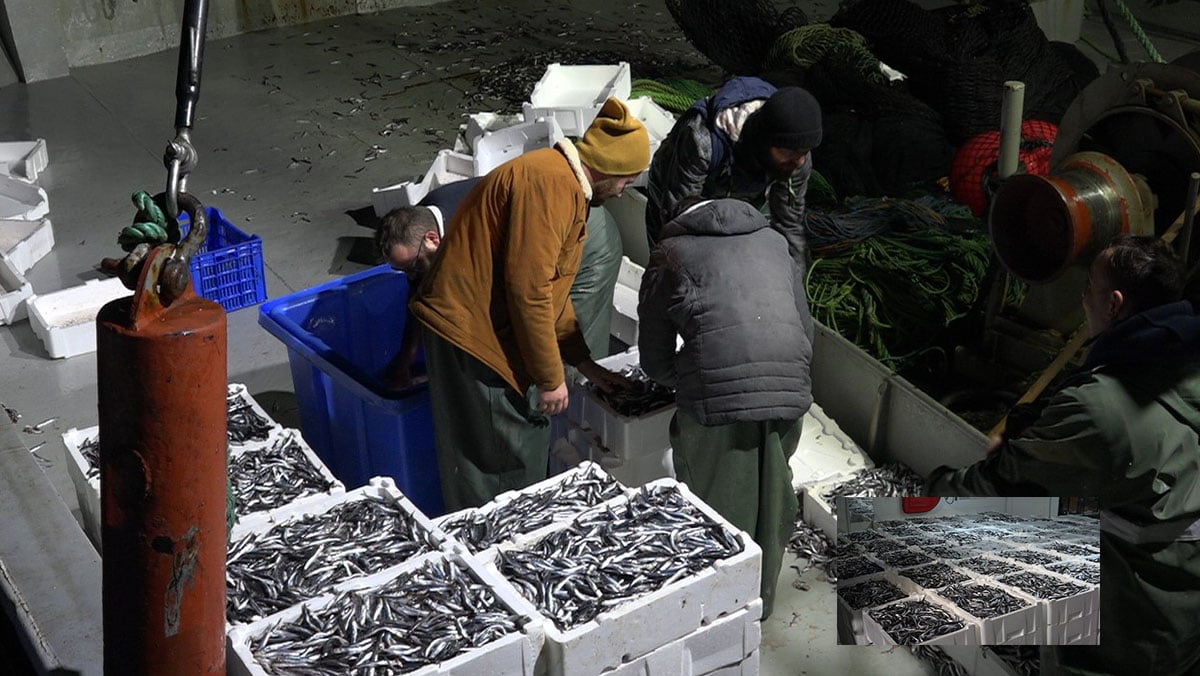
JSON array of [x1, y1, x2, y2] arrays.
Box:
[[1048, 610, 1099, 645], [522, 63, 633, 136], [371, 149, 476, 217], [463, 111, 525, 151], [991, 570, 1099, 644], [800, 483, 837, 541], [228, 428, 346, 527], [576, 428, 674, 488], [226, 383, 285, 448], [436, 460, 627, 556], [27, 276, 132, 359], [610, 256, 643, 346], [700, 649, 759, 676], [567, 346, 675, 460], [0, 251, 31, 324], [0, 217, 54, 273], [933, 582, 1043, 645], [623, 97, 676, 189], [0, 172, 49, 221], [790, 402, 874, 489], [486, 479, 762, 676], [472, 116, 565, 175], [62, 425, 101, 547], [835, 575, 908, 645], [227, 550, 545, 676], [0, 139, 48, 182], [863, 594, 981, 646], [604, 189, 650, 268], [600, 600, 760, 676]]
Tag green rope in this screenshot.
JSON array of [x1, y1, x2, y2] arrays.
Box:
[[630, 77, 714, 114], [808, 169, 839, 206], [763, 24, 885, 84], [805, 216, 992, 368], [1112, 0, 1165, 63], [118, 190, 181, 252]]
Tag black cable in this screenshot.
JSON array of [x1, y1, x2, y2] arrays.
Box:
[[1096, 0, 1131, 64]]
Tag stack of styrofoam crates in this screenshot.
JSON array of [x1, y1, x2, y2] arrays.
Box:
[[609, 256, 643, 348], [522, 63, 632, 136], [471, 478, 761, 676], [790, 402, 873, 491], [834, 550, 901, 645], [227, 548, 544, 676], [28, 276, 132, 358], [0, 139, 53, 326], [989, 566, 1099, 644], [565, 346, 675, 488], [371, 148, 476, 216], [62, 384, 344, 548], [471, 116, 565, 175], [623, 96, 677, 188]]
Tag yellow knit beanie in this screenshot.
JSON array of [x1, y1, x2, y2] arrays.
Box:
[[575, 98, 651, 176]]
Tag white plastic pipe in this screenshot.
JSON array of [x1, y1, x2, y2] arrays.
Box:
[[997, 81, 1027, 179]]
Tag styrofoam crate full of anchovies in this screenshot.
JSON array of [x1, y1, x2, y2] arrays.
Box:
[[862, 593, 981, 646], [600, 599, 761, 676], [566, 346, 676, 461], [836, 574, 908, 644], [227, 429, 345, 531], [933, 578, 1044, 645], [226, 477, 453, 627], [436, 461, 628, 557], [990, 569, 1099, 644], [482, 479, 761, 676], [227, 549, 544, 676], [801, 463, 926, 541], [62, 425, 101, 546], [227, 383, 285, 447]]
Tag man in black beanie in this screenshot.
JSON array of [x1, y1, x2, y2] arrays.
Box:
[[646, 77, 823, 277]]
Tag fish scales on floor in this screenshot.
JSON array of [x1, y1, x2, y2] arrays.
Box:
[[496, 484, 742, 630]]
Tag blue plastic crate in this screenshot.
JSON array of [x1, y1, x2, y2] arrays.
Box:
[[178, 206, 267, 312], [258, 265, 443, 516]]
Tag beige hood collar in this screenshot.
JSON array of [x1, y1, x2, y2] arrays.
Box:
[[557, 140, 593, 202]]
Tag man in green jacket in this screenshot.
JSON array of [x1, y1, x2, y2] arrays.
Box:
[[928, 235, 1200, 675], [410, 98, 649, 511]]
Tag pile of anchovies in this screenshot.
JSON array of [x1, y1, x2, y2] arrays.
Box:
[[819, 463, 925, 503], [844, 530, 885, 543], [587, 366, 676, 418], [986, 646, 1041, 676], [999, 550, 1062, 567], [79, 435, 100, 480], [869, 600, 966, 644], [1045, 561, 1101, 585], [837, 578, 906, 610], [229, 435, 335, 516], [940, 531, 982, 545], [900, 563, 970, 589], [438, 467, 624, 552], [956, 556, 1020, 576], [833, 555, 883, 581], [971, 527, 1013, 539], [228, 390, 276, 444], [909, 646, 970, 676], [878, 549, 934, 569], [920, 544, 970, 560], [251, 557, 524, 674], [788, 517, 835, 577], [858, 538, 909, 555], [1042, 542, 1099, 558], [938, 583, 1029, 619], [997, 572, 1088, 600], [227, 496, 438, 624], [497, 485, 742, 629]]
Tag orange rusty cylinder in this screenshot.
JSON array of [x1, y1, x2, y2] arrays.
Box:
[[97, 244, 227, 674], [989, 151, 1155, 282]]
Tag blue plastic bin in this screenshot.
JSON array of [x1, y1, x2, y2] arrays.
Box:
[[258, 265, 443, 516], [178, 206, 267, 312]]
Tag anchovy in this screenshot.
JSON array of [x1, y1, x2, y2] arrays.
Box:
[[438, 464, 623, 552], [957, 556, 1021, 577], [996, 549, 1063, 567], [586, 365, 675, 418], [899, 562, 971, 590], [788, 516, 835, 579], [227, 387, 275, 443], [909, 645, 970, 676], [938, 582, 1030, 619], [984, 646, 1041, 676], [250, 557, 525, 674], [820, 463, 924, 503], [230, 434, 334, 516], [867, 599, 966, 645], [831, 555, 883, 581], [227, 495, 438, 624], [496, 484, 742, 630], [996, 571, 1089, 600], [1044, 561, 1101, 585], [837, 578, 906, 611]]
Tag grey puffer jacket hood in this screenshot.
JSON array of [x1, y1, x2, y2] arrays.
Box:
[[638, 198, 813, 425]]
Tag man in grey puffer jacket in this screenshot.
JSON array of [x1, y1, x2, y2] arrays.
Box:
[[638, 197, 814, 618]]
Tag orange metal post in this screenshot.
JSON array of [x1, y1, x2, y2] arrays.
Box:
[[98, 246, 227, 674]]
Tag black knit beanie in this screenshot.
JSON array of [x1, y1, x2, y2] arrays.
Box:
[[750, 87, 823, 150]]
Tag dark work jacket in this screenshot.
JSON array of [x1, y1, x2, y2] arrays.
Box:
[[638, 198, 813, 425]]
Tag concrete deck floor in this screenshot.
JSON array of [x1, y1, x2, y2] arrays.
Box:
[[0, 0, 1195, 674]]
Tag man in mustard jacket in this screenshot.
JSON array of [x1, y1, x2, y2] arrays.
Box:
[[410, 98, 649, 511]]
